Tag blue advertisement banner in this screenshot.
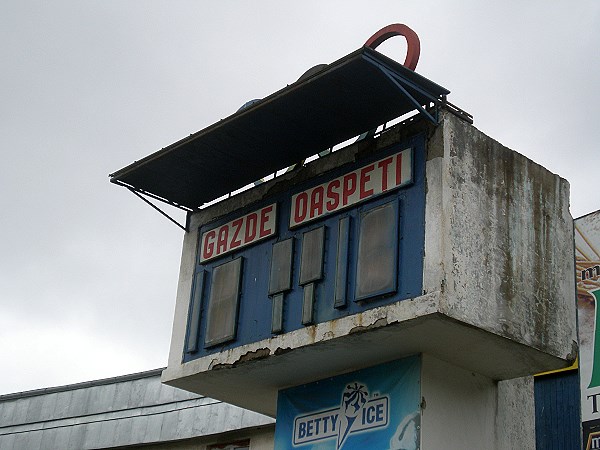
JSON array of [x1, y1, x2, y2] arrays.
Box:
[[274, 356, 421, 450]]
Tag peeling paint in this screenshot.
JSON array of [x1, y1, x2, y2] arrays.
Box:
[[211, 348, 271, 370], [349, 317, 389, 335], [273, 347, 292, 356]]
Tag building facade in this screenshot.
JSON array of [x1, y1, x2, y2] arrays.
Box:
[[1, 34, 587, 450]]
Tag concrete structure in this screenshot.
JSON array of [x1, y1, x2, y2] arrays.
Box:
[[0, 29, 582, 450], [162, 110, 576, 416], [422, 357, 536, 449], [108, 44, 577, 449], [0, 369, 274, 450]]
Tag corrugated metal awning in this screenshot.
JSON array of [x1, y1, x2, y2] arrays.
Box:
[[109, 46, 450, 210]]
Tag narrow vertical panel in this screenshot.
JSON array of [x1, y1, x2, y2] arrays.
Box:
[[299, 227, 325, 285], [334, 217, 350, 308], [302, 283, 315, 325], [269, 238, 294, 295], [185, 271, 204, 353], [269, 239, 293, 334], [271, 293, 284, 334]]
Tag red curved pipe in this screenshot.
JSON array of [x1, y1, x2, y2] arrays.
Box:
[[365, 24, 420, 71]]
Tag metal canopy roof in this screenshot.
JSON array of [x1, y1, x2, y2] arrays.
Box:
[[110, 46, 450, 211]]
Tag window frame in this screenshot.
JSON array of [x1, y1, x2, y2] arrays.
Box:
[[354, 199, 400, 302], [204, 257, 244, 348], [299, 226, 326, 285]]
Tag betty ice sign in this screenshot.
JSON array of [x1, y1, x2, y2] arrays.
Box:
[[293, 386, 389, 447], [274, 357, 421, 450]]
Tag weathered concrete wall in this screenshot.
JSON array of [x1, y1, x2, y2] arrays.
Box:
[[424, 111, 576, 363], [496, 376, 536, 450], [421, 355, 536, 450], [250, 428, 275, 450], [421, 355, 497, 449]]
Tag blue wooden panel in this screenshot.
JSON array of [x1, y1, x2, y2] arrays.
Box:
[[334, 216, 350, 309], [534, 371, 582, 450], [183, 134, 426, 361], [185, 271, 204, 353]]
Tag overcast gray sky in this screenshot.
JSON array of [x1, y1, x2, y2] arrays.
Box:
[[1, 1, 598, 395]]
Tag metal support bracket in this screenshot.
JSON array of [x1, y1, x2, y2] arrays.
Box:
[[128, 187, 188, 232], [363, 54, 440, 125]]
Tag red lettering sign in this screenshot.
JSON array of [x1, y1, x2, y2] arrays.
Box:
[[244, 213, 258, 244], [326, 180, 340, 212], [395, 152, 403, 186], [289, 149, 412, 228], [342, 173, 357, 206], [259, 205, 274, 238], [359, 164, 375, 199], [294, 192, 308, 225], [230, 218, 243, 249], [378, 156, 393, 191], [310, 186, 324, 219], [199, 203, 277, 263], [202, 230, 216, 261]]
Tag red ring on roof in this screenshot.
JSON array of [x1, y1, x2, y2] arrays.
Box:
[[365, 24, 420, 71]]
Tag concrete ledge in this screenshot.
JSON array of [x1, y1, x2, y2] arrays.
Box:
[[162, 291, 573, 417]]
